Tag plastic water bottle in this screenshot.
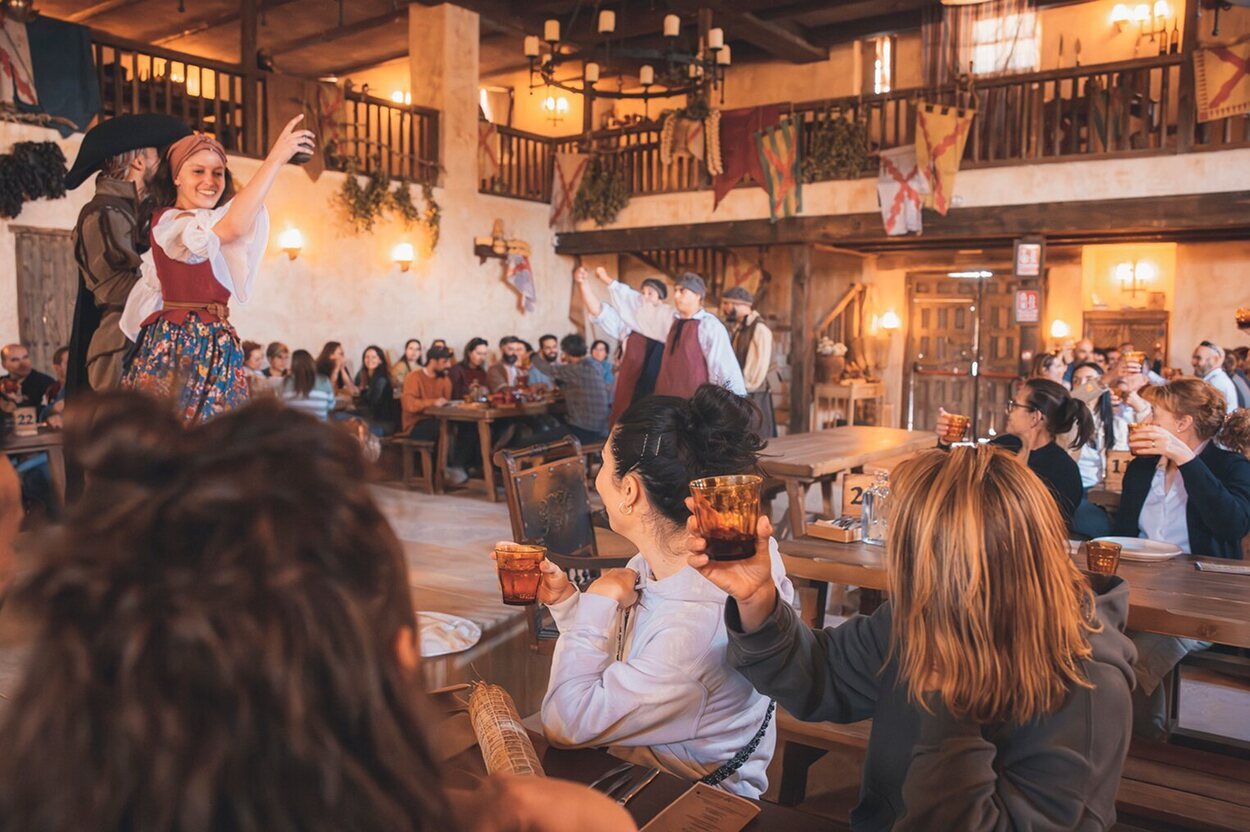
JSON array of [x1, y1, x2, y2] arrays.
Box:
[[861, 471, 891, 546]]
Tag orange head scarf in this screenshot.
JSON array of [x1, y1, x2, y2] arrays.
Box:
[[166, 132, 227, 180]]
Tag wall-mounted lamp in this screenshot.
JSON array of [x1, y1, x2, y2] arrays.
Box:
[[392, 242, 415, 272], [541, 94, 569, 125], [879, 309, 902, 332], [1050, 319, 1071, 339], [1115, 260, 1156, 299], [390, 90, 412, 106], [278, 227, 303, 261]]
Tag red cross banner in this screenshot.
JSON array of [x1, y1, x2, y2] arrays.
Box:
[[478, 121, 501, 183], [1195, 39, 1250, 123], [550, 152, 588, 231], [877, 146, 928, 236], [0, 17, 38, 108], [915, 101, 975, 216], [725, 250, 764, 297], [755, 118, 802, 223]]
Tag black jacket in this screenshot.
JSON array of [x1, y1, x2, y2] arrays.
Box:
[[727, 579, 1136, 831], [1112, 442, 1250, 559]]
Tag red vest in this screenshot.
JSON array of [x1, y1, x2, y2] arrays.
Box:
[[654, 317, 709, 398], [141, 208, 232, 328]]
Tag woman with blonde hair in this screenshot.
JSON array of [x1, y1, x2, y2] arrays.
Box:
[[691, 445, 1135, 830]]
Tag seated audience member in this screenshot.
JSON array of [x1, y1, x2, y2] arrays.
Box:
[[1236, 346, 1250, 384], [1030, 351, 1067, 386], [393, 339, 423, 388], [527, 334, 560, 388], [486, 336, 527, 392], [283, 349, 336, 422], [540, 385, 793, 798], [529, 335, 611, 444], [0, 393, 634, 832], [354, 345, 400, 434], [590, 339, 615, 389], [1112, 378, 1250, 738], [241, 340, 265, 379], [1092, 348, 1110, 373], [316, 341, 359, 400], [1192, 340, 1238, 415], [402, 345, 468, 486], [1069, 362, 1129, 537], [263, 341, 290, 378], [426, 339, 449, 365], [1226, 348, 1250, 409], [0, 343, 54, 408], [449, 338, 489, 400], [703, 444, 1134, 829], [937, 378, 1092, 529], [41, 346, 69, 409]]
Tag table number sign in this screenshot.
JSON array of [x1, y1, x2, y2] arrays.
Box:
[[841, 472, 876, 518], [13, 406, 37, 438], [1104, 451, 1134, 493]]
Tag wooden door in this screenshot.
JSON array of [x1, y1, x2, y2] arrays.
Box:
[[13, 227, 76, 372], [978, 273, 1043, 436]]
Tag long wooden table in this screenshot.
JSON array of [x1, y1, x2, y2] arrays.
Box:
[[423, 401, 557, 502], [762, 426, 937, 538], [780, 537, 1250, 648], [2, 429, 65, 505]]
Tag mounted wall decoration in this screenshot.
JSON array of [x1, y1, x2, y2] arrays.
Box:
[[0, 140, 66, 219]]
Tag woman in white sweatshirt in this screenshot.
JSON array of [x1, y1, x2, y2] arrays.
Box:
[[537, 384, 794, 798]]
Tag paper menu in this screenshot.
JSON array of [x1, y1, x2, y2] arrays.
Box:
[[640, 782, 761, 832]]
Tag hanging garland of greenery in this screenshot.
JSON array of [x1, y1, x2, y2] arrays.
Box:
[[574, 154, 629, 227], [801, 116, 869, 183], [337, 164, 441, 255], [0, 141, 67, 219], [416, 182, 440, 257]]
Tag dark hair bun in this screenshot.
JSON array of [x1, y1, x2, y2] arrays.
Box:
[[686, 384, 767, 465]]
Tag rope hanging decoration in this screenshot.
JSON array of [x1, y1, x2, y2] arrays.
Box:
[[467, 682, 545, 777]]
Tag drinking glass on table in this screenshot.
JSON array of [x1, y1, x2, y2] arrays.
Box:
[[1082, 539, 1122, 575], [689, 475, 763, 561], [493, 543, 546, 605], [935, 408, 971, 444]]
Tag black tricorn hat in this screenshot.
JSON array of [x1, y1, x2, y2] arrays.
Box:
[[64, 114, 193, 190]]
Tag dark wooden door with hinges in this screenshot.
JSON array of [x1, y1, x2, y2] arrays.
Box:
[[905, 270, 1045, 438], [13, 226, 77, 373]]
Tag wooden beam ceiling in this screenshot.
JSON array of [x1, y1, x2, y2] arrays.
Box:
[[325, 48, 411, 78], [807, 10, 925, 47], [65, 0, 145, 22], [670, 0, 825, 63], [152, 0, 302, 46], [269, 9, 409, 57], [555, 191, 1250, 255]]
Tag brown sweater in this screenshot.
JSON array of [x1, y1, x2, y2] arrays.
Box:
[[401, 369, 451, 432]]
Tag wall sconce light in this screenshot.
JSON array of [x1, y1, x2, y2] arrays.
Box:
[[1050, 319, 1071, 339], [541, 93, 569, 125], [392, 242, 415, 272], [278, 227, 303, 261], [390, 90, 412, 106], [879, 309, 902, 332], [1115, 260, 1156, 299], [1111, 3, 1131, 30]]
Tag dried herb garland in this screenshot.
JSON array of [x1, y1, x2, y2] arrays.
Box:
[[0, 141, 67, 219], [574, 154, 628, 227], [801, 117, 869, 183], [337, 164, 441, 254]]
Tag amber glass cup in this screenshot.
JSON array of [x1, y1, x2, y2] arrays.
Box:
[[494, 543, 546, 606], [690, 475, 763, 561], [1121, 350, 1147, 371], [943, 413, 971, 444], [1237, 308, 1250, 330], [1127, 421, 1149, 454], [1083, 540, 1123, 575]]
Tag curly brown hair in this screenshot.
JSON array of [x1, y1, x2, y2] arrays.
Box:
[[0, 392, 459, 832], [1142, 377, 1250, 455]]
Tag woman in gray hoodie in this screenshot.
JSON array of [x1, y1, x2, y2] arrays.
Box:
[[688, 445, 1136, 831]]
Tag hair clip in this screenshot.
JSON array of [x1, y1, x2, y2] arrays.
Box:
[[641, 432, 663, 459]]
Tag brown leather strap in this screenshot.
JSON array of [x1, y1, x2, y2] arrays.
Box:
[[162, 300, 230, 321]]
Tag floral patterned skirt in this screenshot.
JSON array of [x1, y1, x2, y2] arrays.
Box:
[[121, 313, 249, 423]]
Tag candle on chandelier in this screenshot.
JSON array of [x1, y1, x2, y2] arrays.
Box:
[[639, 64, 654, 86], [585, 62, 600, 83], [664, 14, 680, 37], [688, 63, 702, 79], [708, 28, 724, 49], [544, 19, 560, 43], [523, 35, 540, 57], [717, 44, 732, 65], [598, 10, 615, 33]]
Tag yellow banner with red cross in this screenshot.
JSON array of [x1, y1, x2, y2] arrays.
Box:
[[915, 101, 975, 216], [1195, 39, 1250, 123]]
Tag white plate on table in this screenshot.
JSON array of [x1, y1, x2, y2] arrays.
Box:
[[1092, 536, 1184, 562]]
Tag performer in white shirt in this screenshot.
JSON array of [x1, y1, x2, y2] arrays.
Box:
[[721, 286, 775, 437], [1192, 341, 1239, 415], [601, 271, 746, 397], [578, 266, 669, 424]]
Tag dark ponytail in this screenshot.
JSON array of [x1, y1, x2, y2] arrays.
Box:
[[611, 384, 765, 526], [1023, 378, 1094, 450]]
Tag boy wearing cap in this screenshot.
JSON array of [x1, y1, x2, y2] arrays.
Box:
[[722, 286, 776, 437]]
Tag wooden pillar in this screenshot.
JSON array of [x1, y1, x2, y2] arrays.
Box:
[[240, 0, 260, 156], [790, 244, 813, 434], [1176, 0, 1199, 152], [697, 7, 713, 109]]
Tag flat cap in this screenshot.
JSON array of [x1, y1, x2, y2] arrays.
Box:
[[65, 114, 193, 190], [723, 286, 754, 305], [675, 272, 706, 296], [641, 277, 669, 300]]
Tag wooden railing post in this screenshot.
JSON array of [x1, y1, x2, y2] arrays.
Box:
[[790, 244, 813, 434], [240, 0, 260, 156], [1176, 0, 1199, 151]]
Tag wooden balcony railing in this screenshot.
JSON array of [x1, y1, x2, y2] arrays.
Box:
[[90, 31, 439, 185], [482, 124, 556, 202], [483, 52, 1250, 203]]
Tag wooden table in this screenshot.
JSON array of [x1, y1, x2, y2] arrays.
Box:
[[813, 381, 885, 428], [780, 537, 1250, 648], [424, 401, 556, 502], [2, 429, 65, 505], [762, 426, 937, 538]]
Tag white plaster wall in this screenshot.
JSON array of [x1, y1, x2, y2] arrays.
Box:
[[1172, 241, 1250, 367]]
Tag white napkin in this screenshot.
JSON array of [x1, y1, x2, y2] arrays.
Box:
[[418, 611, 483, 657]]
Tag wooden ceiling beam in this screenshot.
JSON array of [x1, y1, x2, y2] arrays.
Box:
[[269, 9, 409, 57], [320, 48, 411, 78], [758, 0, 926, 27], [669, 0, 825, 63], [65, 0, 146, 22], [805, 9, 925, 47], [152, 0, 302, 46], [417, 0, 531, 35]]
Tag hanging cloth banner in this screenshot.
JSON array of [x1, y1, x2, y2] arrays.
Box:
[[915, 101, 975, 216], [755, 118, 802, 223], [506, 252, 537, 313], [660, 114, 706, 164], [877, 146, 928, 236], [1195, 39, 1250, 123], [478, 120, 501, 182], [713, 105, 780, 209], [550, 151, 588, 231], [0, 16, 38, 108], [725, 250, 764, 297], [267, 75, 342, 181]]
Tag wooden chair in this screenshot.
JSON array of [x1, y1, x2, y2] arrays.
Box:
[[389, 437, 440, 495], [494, 437, 637, 653]]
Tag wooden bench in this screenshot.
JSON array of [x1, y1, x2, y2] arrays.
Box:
[[389, 437, 440, 494], [775, 710, 871, 806]]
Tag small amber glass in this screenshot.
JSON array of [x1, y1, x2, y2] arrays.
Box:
[[494, 543, 546, 606], [943, 413, 971, 444], [689, 475, 763, 561], [1083, 540, 1123, 575], [1236, 308, 1250, 330], [1127, 421, 1149, 455]]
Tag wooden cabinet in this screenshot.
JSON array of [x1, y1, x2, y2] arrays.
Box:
[[1082, 309, 1169, 364]]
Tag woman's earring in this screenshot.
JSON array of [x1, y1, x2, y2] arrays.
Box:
[[618, 502, 633, 516]]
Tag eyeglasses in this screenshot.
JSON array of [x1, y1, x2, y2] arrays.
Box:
[[1006, 399, 1036, 413]]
